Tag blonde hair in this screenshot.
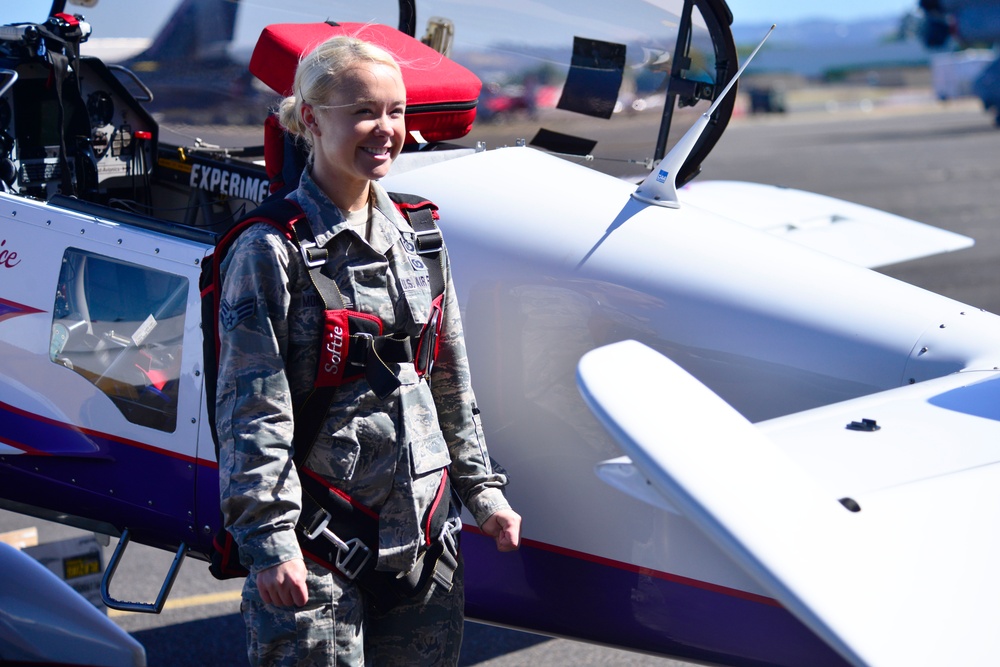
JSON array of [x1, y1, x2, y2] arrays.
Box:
[[278, 35, 403, 154]]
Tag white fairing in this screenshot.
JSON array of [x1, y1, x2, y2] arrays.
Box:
[[385, 146, 1000, 422], [384, 146, 1000, 594], [0, 542, 146, 666]]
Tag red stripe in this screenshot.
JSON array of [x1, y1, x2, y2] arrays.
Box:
[[424, 469, 449, 545], [464, 524, 781, 608], [0, 432, 51, 456], [0, 398, 216, 468], [300, 467, 379, 520]]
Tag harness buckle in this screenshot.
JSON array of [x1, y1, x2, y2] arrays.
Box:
[[335, 538, 372, 580], [299, 239, 328, 268], [305, 510, 372, 581], [350, 332, 374, 368], [440, 515, 462, 555], [413, 228, 442, 254]]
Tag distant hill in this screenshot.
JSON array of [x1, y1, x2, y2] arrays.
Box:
[[733, 14, 931, 77], [733, 15, 906, 47]]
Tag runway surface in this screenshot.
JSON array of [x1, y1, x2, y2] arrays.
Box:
[[3, 98, 999, 666]]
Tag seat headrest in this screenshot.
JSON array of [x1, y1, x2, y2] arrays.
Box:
[[250, 22, 482, 142]]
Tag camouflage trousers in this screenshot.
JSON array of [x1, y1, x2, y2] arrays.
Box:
[[242, 555, 464, 666]]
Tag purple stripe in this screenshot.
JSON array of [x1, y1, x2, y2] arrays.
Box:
[[463, 531, 849, 667], [4, 403, 847, 664], [1, 402, 209, 553]]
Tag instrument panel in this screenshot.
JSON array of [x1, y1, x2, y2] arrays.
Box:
[[0, 55, 157, 201]]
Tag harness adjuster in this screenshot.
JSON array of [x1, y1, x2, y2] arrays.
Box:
[[299, 239, 328, 268], [305, 510, 373, 581], [349, 332, 374, 368], [413, 228, 443, 253], [335, 538, 372, 581]]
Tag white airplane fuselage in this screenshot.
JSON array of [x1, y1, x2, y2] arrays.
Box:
[[4, 140, 998, 666]]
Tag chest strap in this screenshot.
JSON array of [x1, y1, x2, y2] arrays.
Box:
[[289, 194, 446, 400]]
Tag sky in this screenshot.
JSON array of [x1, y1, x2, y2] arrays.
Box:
[[725, 0, 916, 26], [46, 0, 924, 40]]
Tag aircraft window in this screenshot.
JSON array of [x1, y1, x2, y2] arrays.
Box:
[[50, 248, 188, 433]]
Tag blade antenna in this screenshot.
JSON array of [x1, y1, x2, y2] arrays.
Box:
[[632, 24, 775, 209]]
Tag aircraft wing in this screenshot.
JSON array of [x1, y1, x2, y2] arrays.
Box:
[[677, 180, 973, 269], [578, 340, 1000, 667]]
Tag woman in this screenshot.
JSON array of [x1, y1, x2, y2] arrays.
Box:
[[216, 35, 521, 666]]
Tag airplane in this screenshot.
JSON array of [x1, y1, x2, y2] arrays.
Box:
[[1, 0, 998, 665], [917, 0, 1000, 125]]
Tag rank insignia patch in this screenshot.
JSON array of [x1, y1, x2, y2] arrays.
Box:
[[220, 297, 255, 331]]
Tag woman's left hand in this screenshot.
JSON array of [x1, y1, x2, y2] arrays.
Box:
[[482, 509, 522, 552]]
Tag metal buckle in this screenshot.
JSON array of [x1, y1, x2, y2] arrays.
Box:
[[440, 516, 462, 554], [335, 538, 372, 580], [305, 511, 347, 550], [299, 239, 327, 268], [305, 511, 372, 580], [413, 228, 442, 253]]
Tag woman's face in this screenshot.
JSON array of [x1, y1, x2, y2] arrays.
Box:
[[304, 62, 406, 208]]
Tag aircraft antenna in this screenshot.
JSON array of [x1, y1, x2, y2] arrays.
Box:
[[632, 24, 775, 209]]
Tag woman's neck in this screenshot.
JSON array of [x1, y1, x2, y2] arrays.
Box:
[[312, 165, 370, 212]]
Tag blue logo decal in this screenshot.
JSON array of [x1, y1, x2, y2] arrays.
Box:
[[656, 169, 669, 184]]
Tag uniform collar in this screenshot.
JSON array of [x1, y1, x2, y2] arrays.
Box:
[[295, 169, 412, 255]]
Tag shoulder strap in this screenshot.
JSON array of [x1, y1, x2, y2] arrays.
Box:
[[388, 192, 445, 299], [202, 197, 307, 457]]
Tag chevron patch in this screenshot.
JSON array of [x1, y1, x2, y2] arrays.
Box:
[[220, 297, 255, 331]]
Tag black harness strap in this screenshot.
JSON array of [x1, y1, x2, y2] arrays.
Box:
[[297, 466, 460, 614], [208, 193, 455, 599], [389, 193, 445, 298]]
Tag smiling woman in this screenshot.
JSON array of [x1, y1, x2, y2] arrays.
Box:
[[215, 28, 521, 667], [279, 38, 407, 212]]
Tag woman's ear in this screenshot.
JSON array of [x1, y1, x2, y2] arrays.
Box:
[[301, 103, 320, 136]]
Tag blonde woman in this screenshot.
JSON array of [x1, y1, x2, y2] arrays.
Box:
[[216, 35, 521, 666]]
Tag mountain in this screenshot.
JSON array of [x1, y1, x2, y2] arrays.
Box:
[[733, 15, 907, 47], [733, 14, 930, 78]]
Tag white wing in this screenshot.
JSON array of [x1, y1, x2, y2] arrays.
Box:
[[678, 180, 973, 268], [578, 340, 1000, 667]]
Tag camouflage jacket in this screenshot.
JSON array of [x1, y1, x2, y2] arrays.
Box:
[[216, 169, 510, 575]]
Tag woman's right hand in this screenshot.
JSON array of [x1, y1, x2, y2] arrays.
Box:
[[256, 557, 309, 608]]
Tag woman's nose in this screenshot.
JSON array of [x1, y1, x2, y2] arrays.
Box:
[[374, 114, 394, 134]]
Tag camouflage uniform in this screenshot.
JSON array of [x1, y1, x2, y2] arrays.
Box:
[[216, 168, 510, 666]]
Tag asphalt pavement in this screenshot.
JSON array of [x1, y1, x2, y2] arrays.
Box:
[[3, 95, 1000, 666]]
